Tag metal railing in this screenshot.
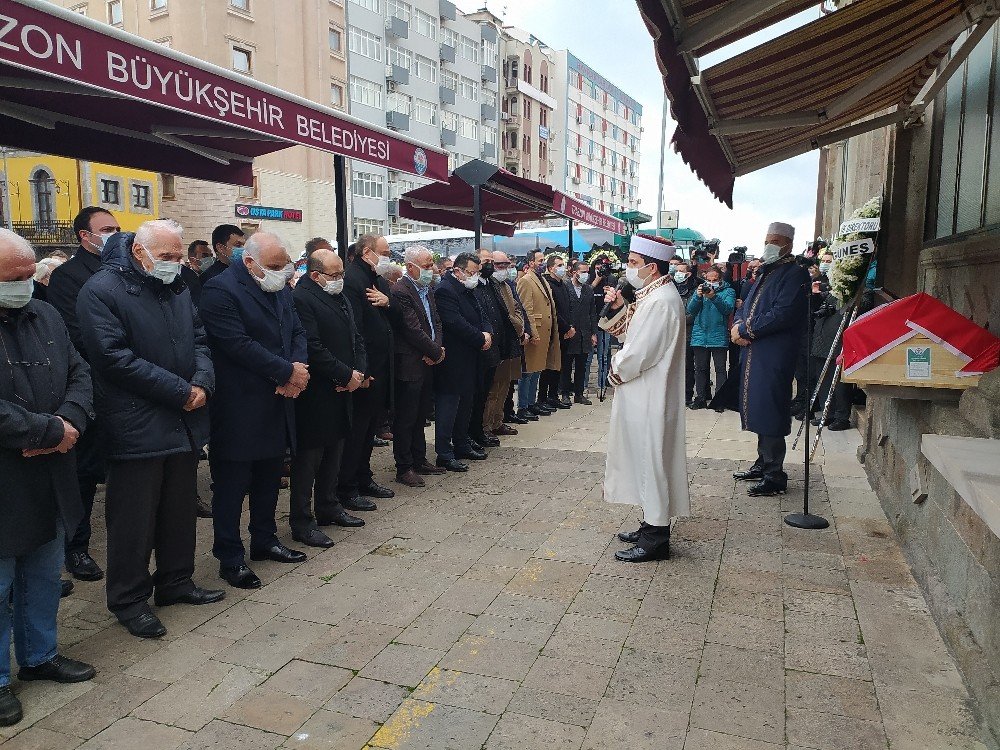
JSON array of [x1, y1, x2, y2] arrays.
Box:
[[12, 220, 77, 246]]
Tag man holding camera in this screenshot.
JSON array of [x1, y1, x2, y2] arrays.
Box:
[[687, 267, 735, 409]]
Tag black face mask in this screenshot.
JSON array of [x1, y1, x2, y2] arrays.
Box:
[[480, 262, 495, 278]]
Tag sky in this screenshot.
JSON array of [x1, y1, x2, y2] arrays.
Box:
[[454, 0, 822, 251]]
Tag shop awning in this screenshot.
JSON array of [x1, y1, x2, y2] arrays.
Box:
[[0, 0, 448, 185], [638, 0, 998, 207], [399, 160, 626, 237]]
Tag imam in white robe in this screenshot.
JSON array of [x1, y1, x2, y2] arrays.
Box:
[[600, 275, 690, 526]]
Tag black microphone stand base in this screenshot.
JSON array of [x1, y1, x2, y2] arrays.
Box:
[[784, 512, 830, 530]]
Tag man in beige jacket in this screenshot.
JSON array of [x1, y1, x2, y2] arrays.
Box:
[[515, 250, 560, 420]]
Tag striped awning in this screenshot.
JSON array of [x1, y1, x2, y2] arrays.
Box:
[[638, 0, 996, 207]]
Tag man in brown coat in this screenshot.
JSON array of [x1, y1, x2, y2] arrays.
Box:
[[515, 250, 560, 420], [483, 251, 527, 437]]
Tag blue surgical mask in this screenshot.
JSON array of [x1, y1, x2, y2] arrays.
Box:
[[554, 266, 567, 279], [231, 247, 244, 263], [819, 262, 832, 274], [417, 268, 434, 287], [673, 271, 688, 283], [577, 272, 590, 284], [0, 279, 34, 309], [143, 248, 181, 285]]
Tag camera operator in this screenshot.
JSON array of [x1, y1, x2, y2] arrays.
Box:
[[687, 268, 735, 409]]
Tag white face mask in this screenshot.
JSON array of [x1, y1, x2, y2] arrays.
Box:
[[553, 266, 566, 279], [249, 259, 291, 293], [819, 262, 832, 274], [492, 268, 509, 283], [323, 278, 345, 295], [673, 270, 688, 283], [626, 265, 649, 289], [462, 273, 481, 290], [762, 243, 784, 265], [142, 248, 180, 285], [577, 272, 590, 284], [0, 279, 34, 309]]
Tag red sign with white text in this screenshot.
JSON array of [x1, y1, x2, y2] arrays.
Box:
[[552, 191, 626, 235], [0, 1, 448, 181]]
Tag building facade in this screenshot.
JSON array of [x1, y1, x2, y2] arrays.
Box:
[[55, 0, 349, 250], [345, 0, 501, 238]]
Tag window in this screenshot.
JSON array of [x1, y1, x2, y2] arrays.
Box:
[[441, 109, 458, 132], [160, 174, 175, 200], [352, 171, 384, 199], [350, 76, 383, 108], [483, 38, 498, 67], [539, 107, 548, 127], [132, 183, 151, 209], [458, 115, 478, 140], [230, 0, 250, 10], [100, 178, 120, 206], [524, 99, 532, 121], [388, 178, 416, 200], [386, 0, 411, 23], [31, 169, 54, 225], [150, 0, 167, 10], [483, 125, 497, 146], [412, 98, 437, 125], [441, 69, 458, 92], [414, 9, 437, 39], [107, 0, 123, 25], [386, 44, 411, 71], [458, 35, 479, 63], [522, 134, 530, 153], [349, 27, 382, 61], [458, 76, 479, 102], [481, 88, 497, 109], [353, 218, 384, 238], [441, 27, 459, 49], [329, 26, 342, 54], [330, 81, 344, 107], [387, 91, 411, 116], [413, 54, 436, 82], [232, 46, 252, 74]]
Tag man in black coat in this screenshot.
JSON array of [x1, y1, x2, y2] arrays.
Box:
[[198, 224, 245, 289], [541, 255, 574, 409], [391, 246, 445, 487], [561, 260, 599, 405], [291, 244, 368, 548], [339, 233, 397, 510], [200, 231, 310, 590], [469, 249, 509, 448], [45, 207, 120, 583], [0, 229, 96, 727], [434, 253, 493, 472], [77, 222, 224, 640]]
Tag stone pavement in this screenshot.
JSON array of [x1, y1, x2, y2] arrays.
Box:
[[2, 398, 996, 750]]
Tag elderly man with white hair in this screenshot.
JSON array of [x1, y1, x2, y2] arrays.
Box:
[[200, 231, 309, 590], [0, 228, 97, 726], [76, 220, 223, 639]]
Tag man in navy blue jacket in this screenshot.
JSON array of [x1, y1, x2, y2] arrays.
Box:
[[732, 223, 809, 497], [77, 222, 223, 639], [200, 231, 310, 590]]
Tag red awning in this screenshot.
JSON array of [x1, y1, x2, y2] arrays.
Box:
[[399, 161, 625, 237], [636, 0, 996, 207], [0, 0, 448, 185]]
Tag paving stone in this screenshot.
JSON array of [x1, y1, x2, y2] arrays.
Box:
[[505, 686, 599, 727], [699, 643, 785, 690], [358, 643, 445, 688], [350, 585, 443, 628], [705, 612, 784, 653], [505, 559, 593, 602], [782, 563, 852, 596], [605, 648, 699, 709], [683, 728, 783, 750], [221, 687, 314, 735], [75, 718, 190, 749], [522, 654, 612, 700], [542, 629, 623, 667], [690, 679, 784, 745], [483, 593, 568, 623], [395, 607, 475, 649], [125, 631, 234, 683], [785, 609, 861, 643], [875, 686, 989, 750], [623, 616, 706, 659], [579, 572, 652, 600], [581, 698, 688, 750], [178, 719, 284, 750], [432, 578, 505, 615], [248, 573, 325, 609], [0, 680, 94, 741], [280, 582, 368, 626], [566, 590, 641, 622], [369, 698, 498, 750], [785, 589, 857, 620], [484, 712, 585, 750], [785, 631, 872, 681], [323, 678, 409, 724], [281, 710, 379, 749], [214, 616, 329, 673], [786, 671, 881, 721], [439, 635, 539, 681], [411, 667, 518, 713], [712, 586, 784, 621], [194, 600, 284, 640], [303, 620, 402, 671], [466, 613, 557, 646], [38, 674, 167, 740], [553, 613, 630, 643], [786, 707, 887, 750], [262, 659, 352, 707], [0, 727, 82, 749]]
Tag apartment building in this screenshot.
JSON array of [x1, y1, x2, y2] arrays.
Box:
[[345, 0, 501, 237]]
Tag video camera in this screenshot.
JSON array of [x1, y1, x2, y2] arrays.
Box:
[[691, 238, 720, 265]]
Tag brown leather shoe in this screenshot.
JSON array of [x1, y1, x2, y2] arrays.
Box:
[[415, 461, 447, 475], [395, 469, 426, 487], [494, 424, 518, 436]]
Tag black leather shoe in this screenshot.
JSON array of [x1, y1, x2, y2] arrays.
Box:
[[66, 551, 103, 581], [0, 687, 22, 727], [733, 468, 764, 481], [455, 449, 487, 461], [516, 408, 539, 421], [615, 543, 670, 563], [371, 437, 390, 447], [360, 482, 394, 499], [154, 586, 226, 607], [530, 403, 553, 415], [575, 396, 593, 405], [748, 479, 787, 497], [437, 458, 469, 472], [249, 543, 307, 563], [617, 521, 648, 544], [121, 611, 167, 639], [689, 399, 707, 410], [220, 565, 262, 589], [828, 420, 852, 431], [560, 397, 573, 408], [60, 579, 74, 598], [18, 654, 96, 683], [478, 434, 501, 447], [342, 495, 377, 511], [293, 528, 335, 548], [508, 412, 530, 424], [468, 440, 484, 452], [550, 398, 571, 410], [318, 508, 365, 527], [196, 494, 214, 519]]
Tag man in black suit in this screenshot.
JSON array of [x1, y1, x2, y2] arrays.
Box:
[[339, 234, 397, 510], [199, 224, 245, 288], [541, 255, 574, 409], [468, 249, 508, 449], [390, 246, 446, 487], [434, 253, 493, 472], [46, 206, 120, 583], [290, 244, 368, 547], [561, 260, 599, 405]]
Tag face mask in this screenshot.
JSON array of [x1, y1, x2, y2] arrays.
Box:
[[249, 260, 290, 293], [323, 279, 345, 295], [492, 268, 509, 283], [143, 248, 181, 285], [819, 262, 832, 274], [198, 256, 216, 274], [481, 262, 495, 278], [432, 273, 441, 285], [762, 243, 784, 265], [577, 272, 590, 284], [231, 247, 244, 263], [553, 266, 567, 279], [626, 266, 648, 289], [462, 274, 480, 290], [415, 268, 434, 287], [0, 279, 34, 309], [673, 271, 688, 283], [370, 252, 391, 272], [709, 282, 721, 290]]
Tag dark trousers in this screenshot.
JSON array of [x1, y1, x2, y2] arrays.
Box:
[[685, 338, 695, 403], [792, 332, 811, 412], [393, 372, 433, 473], [469, 365, 496, 441], [504, 382, 516, 419], [539, 368, 561, 402], [105, 452, 198, 620], [210, 455, 283, 569], [435, 388, 474, 461], [693, 346, 728, 402], [67, 420, 106, 557], [812, 356, 851, 423], [339, 375, 387, 498], [289, 442, 344, 534], [755, 434, 787, 487], [560, 352, 589, 399]]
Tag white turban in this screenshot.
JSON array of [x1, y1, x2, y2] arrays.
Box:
[[767, 222, 795, 241]]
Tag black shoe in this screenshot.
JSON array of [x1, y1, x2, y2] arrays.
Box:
[[507, 412, 530, 425], [249, 543, 307, 563], [531, 403, 554, 415], [615, 543, 670, 563], [220, 565, 262, 589], [550, 398, 571, 410], [0, 686, 22, 727], [748, 479, 787, 497], [196, 494, 213, 519], [121, 610, 167, 639], [66, 551, 103, 581], [293, 528, 335, 548], [18, 654, 96, 683], [828, 420, 852, 431], [810, 417, 830, 427], [478, 434, 501, 447], [689, 399, 707, 410], [733, 467, 764, 481], [617, 521, 648, 544], [371, 437, 390, 447], [574, 396, 593, 405], [154, 586, 226, 607], [517, 408, 539, 421], [455, 449, 487, 461], [559, 397, 573, 408], [342, 495, 378, 511], [436, 458, 469, 472], [317, 508, 365, 528], [60, 579, 74, 598], [359, 482, 394, 499]]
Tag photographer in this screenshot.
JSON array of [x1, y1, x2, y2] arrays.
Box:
[[687, 268, 735, 409], [586, 258, 619, 394]]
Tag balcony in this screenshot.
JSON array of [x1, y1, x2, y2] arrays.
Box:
[[387, 199, 399, 217], [504, 148, 520, 164], [481, 23, 498, 43], [481, 64, 497, 84], [439, 42, 456, 64], [481, 142, 497, 160], [439, 0, 457, 21], [385, 15, 408, 39], [441, 127, 457, 146], [503, 114, 521, 129], [439, 85, 456, 105], [504, 77, 519, 93], [12, 220, 76, 247], [386, 110, 410, 130], [386, 63, 409, 85], [481, 103, 497, 122]]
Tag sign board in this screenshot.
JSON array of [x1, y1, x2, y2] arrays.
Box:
[[236, 204, 302, 222], [838, 217, 881, 236], [538, 126, 549, 141], [553, 191, 625, 235], [659, 210, 679, 230], [906, 346, 932, 380], [831, 237, 875, 261]]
